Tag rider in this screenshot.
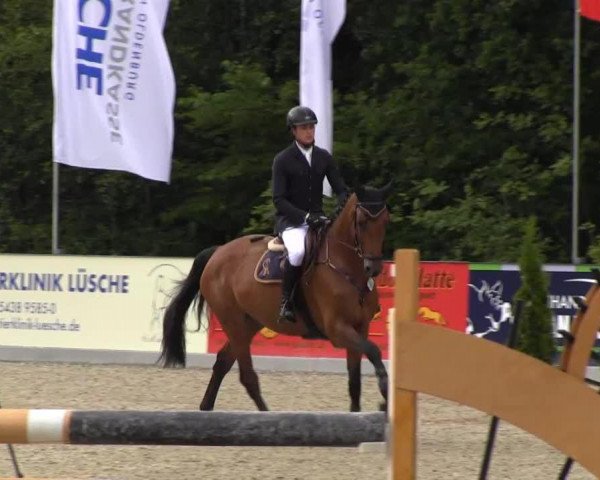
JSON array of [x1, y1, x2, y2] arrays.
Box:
[[272, 105, 349, 323]]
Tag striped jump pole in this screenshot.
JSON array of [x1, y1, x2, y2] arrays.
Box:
[[0, 409, 385, 447]]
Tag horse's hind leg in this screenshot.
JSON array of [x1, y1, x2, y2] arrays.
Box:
[[235, 344, 268, 411], [214, 308, 267, 411], [199, 341, 235, 411], [232, 317, 268, 411]]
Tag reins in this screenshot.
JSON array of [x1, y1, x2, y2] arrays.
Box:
[[317, 237, 374, 305], [310, 201, 387, 305]]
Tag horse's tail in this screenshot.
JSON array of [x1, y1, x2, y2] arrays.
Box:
[[159, 246, 219, 368]]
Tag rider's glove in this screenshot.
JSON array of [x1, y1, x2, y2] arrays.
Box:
[[305, 212, 329, 229]]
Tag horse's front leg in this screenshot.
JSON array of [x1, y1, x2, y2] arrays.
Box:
[[346, 348, 362, 412], [334, 324, 388, 411]]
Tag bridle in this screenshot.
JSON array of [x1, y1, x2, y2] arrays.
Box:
[[309, 201, 388, 305], [336, 202, 387, 261]]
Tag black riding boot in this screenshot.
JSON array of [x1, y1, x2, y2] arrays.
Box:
[[278, 261, 302, 323]]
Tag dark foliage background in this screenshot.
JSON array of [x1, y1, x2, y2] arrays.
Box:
[[2, 0, 600, 263]]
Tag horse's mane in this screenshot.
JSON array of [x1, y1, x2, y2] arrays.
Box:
[[330, 191, 353, 223]]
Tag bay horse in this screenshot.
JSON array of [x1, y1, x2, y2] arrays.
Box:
[[159, 183, 392, 412]]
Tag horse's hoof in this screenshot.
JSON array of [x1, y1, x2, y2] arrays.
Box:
[[379, 401, 388, 412]]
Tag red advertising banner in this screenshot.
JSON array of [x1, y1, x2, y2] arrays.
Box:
[[207, 261, 469, 359]]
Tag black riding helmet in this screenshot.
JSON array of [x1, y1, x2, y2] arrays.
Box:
[[286, 106, 318, 128]]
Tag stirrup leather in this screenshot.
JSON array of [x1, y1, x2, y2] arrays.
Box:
[[278, 298, 295, 322]]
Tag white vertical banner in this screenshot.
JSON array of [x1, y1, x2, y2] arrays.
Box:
[[300, 0, 346, 196], [52, 0, 175, 183]]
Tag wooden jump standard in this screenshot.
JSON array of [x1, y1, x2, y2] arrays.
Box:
[[390, 248, 600, 479]]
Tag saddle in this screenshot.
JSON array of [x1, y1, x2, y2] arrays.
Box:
[[251, 233, 328, 340], [254, 239, 287, 284], [253, 233, 320, 284]]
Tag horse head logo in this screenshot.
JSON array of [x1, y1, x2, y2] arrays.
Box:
[[467, 280, 513, 338], [144, 263, 188, 342]]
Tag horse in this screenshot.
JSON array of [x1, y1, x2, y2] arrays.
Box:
[[159, 183, 392, 412]]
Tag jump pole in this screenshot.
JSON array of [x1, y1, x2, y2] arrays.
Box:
[[0, 409, 385, 447]]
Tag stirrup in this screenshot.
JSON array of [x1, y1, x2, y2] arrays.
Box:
[[278, 300, 296, 323]]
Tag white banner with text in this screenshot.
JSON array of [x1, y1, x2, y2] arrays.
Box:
[[0, 255, 206, 354], [52, 0, 175, 182]]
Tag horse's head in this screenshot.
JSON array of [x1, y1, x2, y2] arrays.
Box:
[[335, 182, 392, 278]]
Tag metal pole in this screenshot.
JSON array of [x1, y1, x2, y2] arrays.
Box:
[[52, 160, 59, 254], [572, 0, 581, 265]]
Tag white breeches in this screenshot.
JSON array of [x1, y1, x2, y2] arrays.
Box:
[[281, 225, 308, 266]]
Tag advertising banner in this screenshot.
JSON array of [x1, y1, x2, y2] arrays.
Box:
[[0, 255, 206, 354], [418, 262, 469, 332], [467, 265, 598, 346], [207, 261, 470, 359], [547, 269, 597, 344], [4, 254, 594, 362]]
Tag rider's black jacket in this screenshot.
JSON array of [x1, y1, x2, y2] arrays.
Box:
[[272, 142, 347, 234]]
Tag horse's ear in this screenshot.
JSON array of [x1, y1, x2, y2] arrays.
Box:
[[355, 185, 365, 200], [380, 181, 393, 199]]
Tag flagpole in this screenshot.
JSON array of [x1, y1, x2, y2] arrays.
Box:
[[572, 0, 581, 265], [52, 161, 59, 254]]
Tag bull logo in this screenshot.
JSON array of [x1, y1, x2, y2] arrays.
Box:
[[418, 306, 446, 326], [260, 327, 278, 339]]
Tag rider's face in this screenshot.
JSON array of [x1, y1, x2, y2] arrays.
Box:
[[292, 124, 315, 147]]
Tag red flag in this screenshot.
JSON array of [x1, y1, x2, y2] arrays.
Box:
[[581, 0, 600, 21]]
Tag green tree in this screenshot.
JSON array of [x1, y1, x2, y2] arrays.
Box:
[[358, 0, 573, 261], [587, 234, 600, 264], [3, 0, 600, 262], [172, 62, 297, 245], [514, 217, 556, 363], [0, 0, 54, 252]]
